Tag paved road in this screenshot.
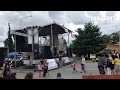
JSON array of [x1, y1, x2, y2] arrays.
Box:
[[0, 62, 99, 79]]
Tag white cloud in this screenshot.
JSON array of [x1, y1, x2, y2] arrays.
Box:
[[0, 11, 120, 47]]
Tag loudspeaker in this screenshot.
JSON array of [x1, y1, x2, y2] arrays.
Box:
[[41, 46, 52, 59], [28, 44, 32, 52], [34, 51, 40, 59], [66, 48, 72, 57]]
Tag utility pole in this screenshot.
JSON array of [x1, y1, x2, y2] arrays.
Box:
[[8, 23, 10, 32], [8, 23, 10, 53], [8, 23, 17, 68], [51, 24, 53, 57], [68, 32, 70, 57], [14, 31, 17, 69], [30, 29, 34, 66]]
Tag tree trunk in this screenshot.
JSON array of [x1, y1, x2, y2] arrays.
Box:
[[88, 53, 90, 60]]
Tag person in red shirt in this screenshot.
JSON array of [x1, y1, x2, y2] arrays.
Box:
[[72, 61, 77, 73]]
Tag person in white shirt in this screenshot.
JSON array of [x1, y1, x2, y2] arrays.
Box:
[[80, 55, 86, 74]]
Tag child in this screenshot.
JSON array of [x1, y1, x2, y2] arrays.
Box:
[[72, 61, 77, 73]]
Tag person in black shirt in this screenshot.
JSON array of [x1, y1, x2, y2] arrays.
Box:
[[110, 54, 115, 75], [42, 60, 48, 77], [2, 58, 11, 79]]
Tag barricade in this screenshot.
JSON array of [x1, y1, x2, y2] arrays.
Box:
[[82, 75, 120, 79]]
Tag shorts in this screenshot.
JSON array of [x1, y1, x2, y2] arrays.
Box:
[[81, 64, 85, 70]]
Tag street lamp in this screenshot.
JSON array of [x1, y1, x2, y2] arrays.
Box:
[[118, 31, 120, 56], [20, 15, 32, 29]]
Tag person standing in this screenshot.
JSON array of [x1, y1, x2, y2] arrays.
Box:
[[109, 54, 115, 75], [105, 55, 112, 75], [58, 53, 62, 68], [46, 61, 50, 77], [97, 54, 107, 75], [42, 60, 48, 77], [37, 62, 43, 78], [80, 55, 86, 74], [2, 58, 12, 79], [72, 61, 77, 73], [113, 57, 120, 75]]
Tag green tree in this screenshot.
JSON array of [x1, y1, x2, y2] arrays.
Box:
[[102, 34, 111, 44], [8, 29, 14, 52], [70, 22, 106, 58], [4, 23, 14, 52], [110, 32, 119, 44], [4, 38, 9, 47]]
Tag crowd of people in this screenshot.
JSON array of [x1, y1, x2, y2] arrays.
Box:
[[71, 51, 120, 76], [97, 51, 120, 75], [0, 57, 64, 79], [1, 51, 120, 79]]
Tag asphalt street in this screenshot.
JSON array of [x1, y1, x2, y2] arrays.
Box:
[[0, 62, 99, 79]]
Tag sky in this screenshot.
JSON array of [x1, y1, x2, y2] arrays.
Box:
[[0, 11, 120, 47]]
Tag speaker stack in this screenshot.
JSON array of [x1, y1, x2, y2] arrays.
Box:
[[66, 48, 72, 57], [40, 46, 52, 59]]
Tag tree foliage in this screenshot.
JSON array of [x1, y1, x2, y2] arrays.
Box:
[[110, 32, 119, 44], [102, 34, 111, 44], [70, 22, 106, 57], [4, 26, 14, 53]]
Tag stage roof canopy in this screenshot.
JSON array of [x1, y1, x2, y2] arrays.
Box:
[[13, 22, 73, 36], [38, 22, 73, 36]]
